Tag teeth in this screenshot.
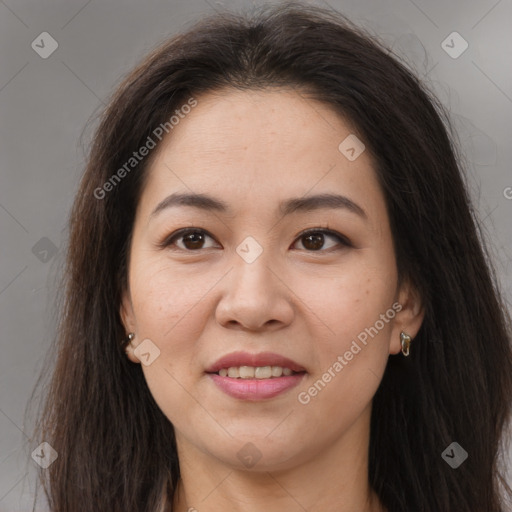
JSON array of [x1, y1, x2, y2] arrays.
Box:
[[255, 366, 271, 379], [239, 366, 255, 379], [217, 365, 298, 379], [227, 367, 239, 378], [271, 366, 282, 377]]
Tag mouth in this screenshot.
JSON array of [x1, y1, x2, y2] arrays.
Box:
[[205, 352, 307, 401], [208, 365, 305, 379], [205, 350, 307, 374]]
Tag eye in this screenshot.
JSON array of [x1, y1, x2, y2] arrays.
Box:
[[159, 227, 352, 252], [160, 228, 219, 251], [292, 228, 352, 252]]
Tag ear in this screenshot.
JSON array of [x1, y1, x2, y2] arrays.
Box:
[[120, 288, 141, 364], [389, 278, 425, 355]]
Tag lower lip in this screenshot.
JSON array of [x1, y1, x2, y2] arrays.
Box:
[[208, 373, 306, 400]]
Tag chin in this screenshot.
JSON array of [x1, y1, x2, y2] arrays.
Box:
[[203, 432, 312, 472]]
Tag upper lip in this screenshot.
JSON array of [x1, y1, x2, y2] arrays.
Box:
[[205, 351, 307, 373]]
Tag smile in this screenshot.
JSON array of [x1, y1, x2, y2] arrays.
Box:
[[207, 370, 307, 401], [216, 365, 299, 379]]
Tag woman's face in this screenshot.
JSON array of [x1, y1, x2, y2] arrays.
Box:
[[121, 87, 423, 471]]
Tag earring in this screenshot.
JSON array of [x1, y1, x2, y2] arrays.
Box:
[[400, 331, 412, 356], [121, 332, 135, 350]]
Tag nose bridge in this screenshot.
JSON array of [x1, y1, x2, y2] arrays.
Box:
[[231, 235, 278, 297], [215, 235, 293, 330]]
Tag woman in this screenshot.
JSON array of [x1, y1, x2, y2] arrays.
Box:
[[30, 2, 512, 511]]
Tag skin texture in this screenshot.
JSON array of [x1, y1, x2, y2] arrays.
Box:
[[120, 87, 424, 512]]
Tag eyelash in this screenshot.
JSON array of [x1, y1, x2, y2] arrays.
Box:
[[158, 227, 352, 253]]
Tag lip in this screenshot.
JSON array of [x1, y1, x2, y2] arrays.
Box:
[[205, 351, 307, 374], [208, 372, 306, 401]]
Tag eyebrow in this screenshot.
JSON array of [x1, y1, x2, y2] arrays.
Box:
[[150, 192, 367, 220]]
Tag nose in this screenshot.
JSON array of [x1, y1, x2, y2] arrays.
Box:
[[215, 251, 295, 332]]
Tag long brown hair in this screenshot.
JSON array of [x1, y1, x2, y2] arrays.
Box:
[[28, 2, 512, 511]]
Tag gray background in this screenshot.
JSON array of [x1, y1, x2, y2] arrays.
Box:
[[1, 0, 511, 510]]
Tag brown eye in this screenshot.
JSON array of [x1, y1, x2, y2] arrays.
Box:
[[181, 231, 207, 250], [161, 227, 351, 253], [301, 232, 325, 251], [162, 229, 219, 251], [293, 229, 351, 252]]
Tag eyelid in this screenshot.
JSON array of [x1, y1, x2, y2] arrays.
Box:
[[159, 226, 352, 251], [294, 227, 353, 249], [158, 227, 219, 250]]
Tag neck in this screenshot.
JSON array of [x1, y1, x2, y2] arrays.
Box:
[[170, 404, 386, 512]]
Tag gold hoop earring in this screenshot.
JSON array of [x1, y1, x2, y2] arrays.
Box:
[[400, 331, 412, 357]]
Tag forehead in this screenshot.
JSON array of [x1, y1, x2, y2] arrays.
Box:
[[138, 87, 384, 223], [155, 87, 365, 161]]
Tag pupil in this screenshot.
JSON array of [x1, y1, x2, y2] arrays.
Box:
[[304, 233, 323, 250], [181, 232, 326, 251], [184, 232, 204, 249]]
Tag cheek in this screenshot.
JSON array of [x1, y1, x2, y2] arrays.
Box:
[[295, 283, 396, 429], [128, 258, 216, 398], [303, 253, 397, 347], [130, 254, 213, 338], [130, 263, 212, 425], [294, 250, 397, 408]]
